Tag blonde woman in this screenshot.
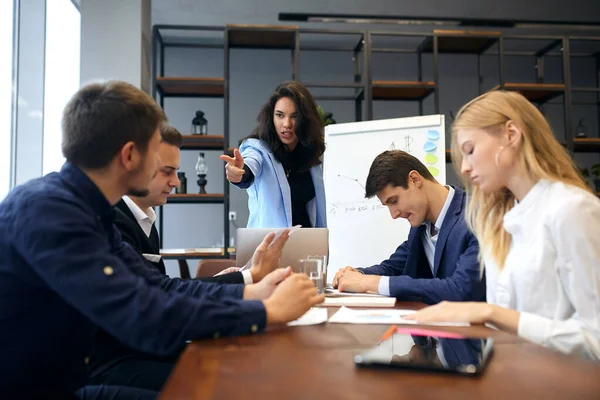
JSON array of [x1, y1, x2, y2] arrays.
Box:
[[405, 90, 600, 361]]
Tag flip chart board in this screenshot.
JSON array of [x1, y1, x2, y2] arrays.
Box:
[[323, 115, 446, 282]]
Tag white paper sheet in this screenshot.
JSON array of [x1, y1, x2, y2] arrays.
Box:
[[287, 307, 329, 327], [328, 306, 470, 326], [323, 297, 397, 308]]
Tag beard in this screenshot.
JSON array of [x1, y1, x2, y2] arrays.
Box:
[[126, 187, 149, 197], [126, 161, 157, 198]]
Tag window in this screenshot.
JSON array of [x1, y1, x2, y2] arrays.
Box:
[[0, 0, 14, 200], [43, 0, 80, 174]]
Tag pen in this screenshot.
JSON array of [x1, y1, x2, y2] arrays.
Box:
[[380, 324, 398, 341]]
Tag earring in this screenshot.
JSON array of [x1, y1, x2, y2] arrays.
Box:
[[494, 146, 505, 168]]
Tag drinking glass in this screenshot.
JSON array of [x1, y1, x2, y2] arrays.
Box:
[[299, 258, 324, 294]]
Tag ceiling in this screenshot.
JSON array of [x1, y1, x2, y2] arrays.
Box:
[[150, 0, 600, 53]]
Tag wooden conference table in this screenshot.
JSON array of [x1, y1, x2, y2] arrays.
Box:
[[159, 302, 600, 399]]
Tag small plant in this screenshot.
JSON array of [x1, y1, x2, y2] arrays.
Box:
[[317, 106, 336, 126], [579, 166, 590, 179]]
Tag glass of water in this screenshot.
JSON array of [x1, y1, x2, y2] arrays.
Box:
[[299, 258, 324, 294], [306, 254, 328, 288]]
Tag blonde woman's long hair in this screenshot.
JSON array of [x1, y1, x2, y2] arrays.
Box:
[[451, 90, 591, 270]]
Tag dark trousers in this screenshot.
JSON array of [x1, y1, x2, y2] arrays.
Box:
[[88, 357, 175, 392], [75, 385, 158, 400]]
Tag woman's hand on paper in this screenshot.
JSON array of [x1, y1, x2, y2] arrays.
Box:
[[404, 301, 520, 334], [403, 301, 493, 325]]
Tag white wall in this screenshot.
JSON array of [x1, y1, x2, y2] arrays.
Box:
[[80, 0, 151, 90]]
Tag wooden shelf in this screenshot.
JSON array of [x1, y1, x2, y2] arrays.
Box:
[[160, 248, 235, 259], [573, 138, 600, 152], [372, 80, 436, 101], [166, 194, 225, 204], [227, 24, 297, 49], [181, 135, 225, 150], [156, 77, 225, 98], [493, 83, 564, 103], [419, 30, 500, 54]]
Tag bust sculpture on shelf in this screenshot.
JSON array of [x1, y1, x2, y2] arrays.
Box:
[[191, 110, 207, 135], [195, 152, 208, 194]]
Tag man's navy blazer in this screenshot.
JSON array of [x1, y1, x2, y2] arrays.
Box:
[[361, 187, 486, 304]]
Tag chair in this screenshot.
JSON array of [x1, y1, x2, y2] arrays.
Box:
[[195, 259, 237, 278], [177, 260, 192, 279]]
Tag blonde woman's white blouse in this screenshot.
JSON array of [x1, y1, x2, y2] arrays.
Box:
[[485, 179, 600, 361]]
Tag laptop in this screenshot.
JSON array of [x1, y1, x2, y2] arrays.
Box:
[[235, 228, 329, 273]]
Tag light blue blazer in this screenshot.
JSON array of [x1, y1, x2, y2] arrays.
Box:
[[235, 138, 327, 228]]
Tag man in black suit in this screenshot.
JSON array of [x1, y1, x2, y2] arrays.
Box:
[[113, 125, 263, 284], [88, 125, 275, 390]]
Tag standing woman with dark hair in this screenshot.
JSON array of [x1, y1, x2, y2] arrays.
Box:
[[220, 81, 327, 228]]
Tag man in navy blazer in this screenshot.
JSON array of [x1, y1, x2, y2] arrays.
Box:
[[333, 150, 485, 304]]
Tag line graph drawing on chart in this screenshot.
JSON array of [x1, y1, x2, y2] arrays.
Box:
[[337, 174, 365, 190], [331, 172, 368, 201]]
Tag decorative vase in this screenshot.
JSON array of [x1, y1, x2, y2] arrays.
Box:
[[195, 152, 208, 194], [175, 172, 187, 194]]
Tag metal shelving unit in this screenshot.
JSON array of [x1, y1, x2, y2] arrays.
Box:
[[298, 29, 367, 122], [152, 24, 600, 260], [152, 25, 230, 256], [568, 36, 600, 155], [363, 31, 439, 120]]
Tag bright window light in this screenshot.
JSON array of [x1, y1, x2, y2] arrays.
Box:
[[43, 0, 80, 174], [0, 0, 14, 200]]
